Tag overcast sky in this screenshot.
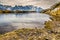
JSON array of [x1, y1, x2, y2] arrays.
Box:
[[0, 0, 60, 9]]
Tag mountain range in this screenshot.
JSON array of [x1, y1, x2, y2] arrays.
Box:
[[0, 4, 43, 12]]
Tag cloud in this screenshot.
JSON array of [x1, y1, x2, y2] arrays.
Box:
[[0, 0, 60, 9]]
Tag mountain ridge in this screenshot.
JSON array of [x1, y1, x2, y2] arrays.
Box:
[[41, 2, 60, 16], [0, 4, 43, 13]]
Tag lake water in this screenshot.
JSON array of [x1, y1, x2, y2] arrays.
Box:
[[0, 13, 51, 33]]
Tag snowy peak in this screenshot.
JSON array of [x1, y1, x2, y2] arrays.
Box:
[[0, 4, 43, 12]]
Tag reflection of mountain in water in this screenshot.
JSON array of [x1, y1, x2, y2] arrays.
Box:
[[0, 13, 51, 34], [0, 13, 51, 23]]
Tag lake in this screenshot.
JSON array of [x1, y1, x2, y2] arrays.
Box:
[[0, 13, 51, 33]]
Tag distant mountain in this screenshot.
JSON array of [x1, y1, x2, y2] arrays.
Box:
[[0, 4, 43, 12], [0, 4, 6, 10]]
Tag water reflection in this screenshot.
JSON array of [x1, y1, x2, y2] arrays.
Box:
[[0, 13, 51, 23], [0, 13, 51, 34]]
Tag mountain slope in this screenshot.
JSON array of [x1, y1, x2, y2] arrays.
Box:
[[41, 2, 60, 21], [41, 2, 60, 16]]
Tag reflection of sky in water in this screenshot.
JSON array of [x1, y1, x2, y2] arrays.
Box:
[[0, 13, 52, 29], [0, 13, 51, 24], [0, 13, 51, 34]]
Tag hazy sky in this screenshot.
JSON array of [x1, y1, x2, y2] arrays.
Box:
[[0, 0, 60, 9]]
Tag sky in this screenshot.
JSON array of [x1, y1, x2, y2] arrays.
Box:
[[0, 0, 60, 9]]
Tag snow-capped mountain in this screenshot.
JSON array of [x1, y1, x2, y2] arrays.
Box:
[[0, 4, 43, 12]]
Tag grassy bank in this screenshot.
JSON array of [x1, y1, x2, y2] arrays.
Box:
[[0, 10, 36, 13]]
